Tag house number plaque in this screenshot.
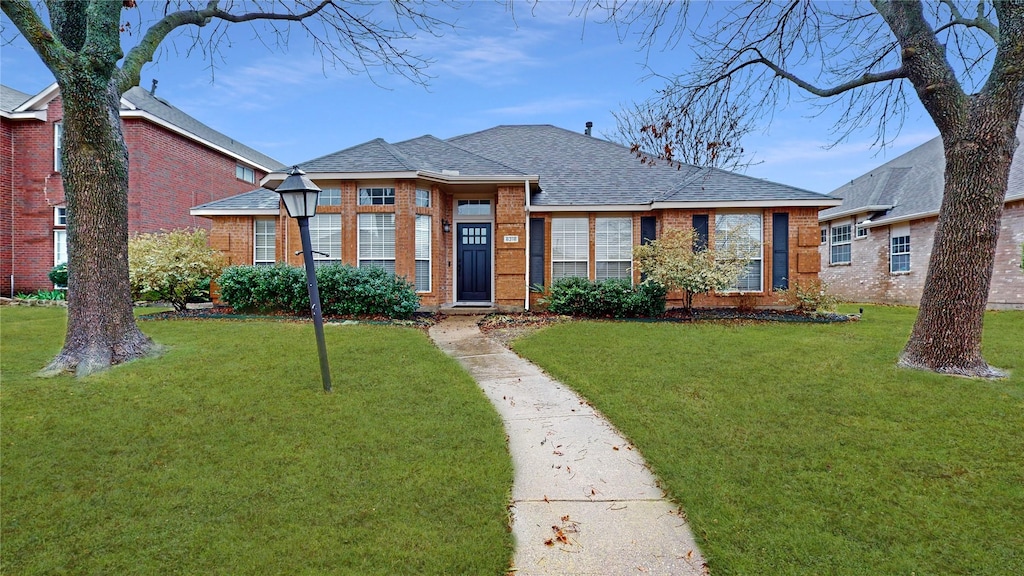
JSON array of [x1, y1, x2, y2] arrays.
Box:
[[503, 235, 519, 243]]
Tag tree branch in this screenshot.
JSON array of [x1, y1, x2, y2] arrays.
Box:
[[1, 0, 71, 73], [720, 49, 907, 98], [935, 0, 999, 41]]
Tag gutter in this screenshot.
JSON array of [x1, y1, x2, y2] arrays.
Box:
[[819, 204, 893, 222]]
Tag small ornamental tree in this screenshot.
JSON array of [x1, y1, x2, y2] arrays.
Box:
[[128, 229, 225, 312], [633, 228, 757, 309]]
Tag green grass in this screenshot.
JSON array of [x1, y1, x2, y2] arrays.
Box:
[[1, 307, 513, 575], [512, 306, 1024, 575]]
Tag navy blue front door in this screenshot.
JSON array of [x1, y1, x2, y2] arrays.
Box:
[[457, 223, 491, 302]]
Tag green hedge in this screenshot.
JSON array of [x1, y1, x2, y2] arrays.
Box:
[[540, 277, 666, 318], [218, 264, 420, 319]]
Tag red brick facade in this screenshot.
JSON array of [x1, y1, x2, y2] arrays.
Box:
[[2, 91, 272, 295], [205, 180, 826, 311]]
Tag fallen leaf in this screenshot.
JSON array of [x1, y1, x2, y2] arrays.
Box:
[[612, 446, 620, 451]]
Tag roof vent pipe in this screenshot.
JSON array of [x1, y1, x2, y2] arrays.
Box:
[[584, 121, 593, 136], [150, 79, 158, 95]]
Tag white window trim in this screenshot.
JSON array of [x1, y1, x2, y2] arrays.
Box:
[[253, 218, 276, 265], [54, 230, 67, 266], [54, 206, 67, 226], [358, 186, 396, 206], [595, 216, 633, 282], [415, 188, 431, 208], [54, 122, 63, 172], [551, 216, 590, 281], [309, 214, 342, 263], [415, 214, 431, 292], [830, 221, 853, 265], [358, 213, 396, 271], [715, 211, 764, 293], [236, 164, 255, 184], [890, 223, 911, 274], [318, 187, 342, 206]]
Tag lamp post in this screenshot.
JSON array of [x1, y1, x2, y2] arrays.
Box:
[[274, 166, 332, 393]]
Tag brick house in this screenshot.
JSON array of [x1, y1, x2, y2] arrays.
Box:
[[192, 124, 840, 311], [819, 118, 1024, 310], [1, 82, 285, 296]]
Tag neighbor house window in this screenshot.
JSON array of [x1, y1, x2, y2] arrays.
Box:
[[318, 187, 341, 206], [54, 206, 67, 226], [358, 187, 395, 206], [715, 212, 763, 292], [254, 218, 276, 265], [416, 189, 431, 208], [891, 226, 910, 273], [54, 230, 67, 266], [830, 223, 852, 265], [551, 217, 589, 280], [820, 226, 827, 244], [856, 220, 869, 238], [595, 216, 632, 281], [54, 122, 63, 172], [358, 213, 395, 273], [309, 214, 341, 264], [456, 199, 491, 216], [236, 164, 255, 184], [415, 215, 431, 292]]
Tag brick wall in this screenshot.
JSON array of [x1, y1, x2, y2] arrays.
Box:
[[820, 199, 1024, 309], [530, 207, 823, 310], [3, 93, 271, 295], [495, 185, 527, 307]]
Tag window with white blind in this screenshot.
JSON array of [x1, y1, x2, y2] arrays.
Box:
[[54, 122, 63, 172], [309, 214, 341, 264], [595, 217, 632, 281], [715, 212, 763, 292], [551, 217, 589, 280], [890, 224, 911, 273], [54, 230, 67, 266], [358, 213, 396, 273], [254, 218, 276, 265], [415, 215, 431, 292]]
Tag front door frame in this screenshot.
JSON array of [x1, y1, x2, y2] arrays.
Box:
[[451, 196, 495, 305]]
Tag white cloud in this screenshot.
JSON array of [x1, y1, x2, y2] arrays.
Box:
[[484, 96, 605, 117]]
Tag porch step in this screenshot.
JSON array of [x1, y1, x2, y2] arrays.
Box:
[[439, 305, 498, 316]]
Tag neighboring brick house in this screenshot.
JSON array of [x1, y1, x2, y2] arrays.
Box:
[[192, 124, 840, 311], [819, 118, 1024, 310], [0, 82, 286, 296]]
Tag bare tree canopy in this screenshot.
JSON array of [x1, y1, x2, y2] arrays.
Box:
[[589, 0, 1023, 377], [1, 0, 457, 376]]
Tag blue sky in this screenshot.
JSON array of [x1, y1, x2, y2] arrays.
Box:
[[1, 1, 939, 193]]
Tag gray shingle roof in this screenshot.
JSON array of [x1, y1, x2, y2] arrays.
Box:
[[0, 84, 32, 113], [121, 87, 286, 172], [394, 135, 526, 176], [448, 124, 829, 206], [191, 188, 279, 213], [821, 117, 1024, 223]]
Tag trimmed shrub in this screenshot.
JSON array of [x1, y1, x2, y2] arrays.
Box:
[[48, 263, 68, 288], [218, 263, 419, 319], [128, 229, 226, 311], [540, 277, 666, 318]]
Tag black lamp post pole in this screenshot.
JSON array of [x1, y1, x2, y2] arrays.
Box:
[[297, 215, 332, 393]]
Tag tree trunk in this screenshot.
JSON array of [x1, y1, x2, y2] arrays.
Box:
[[41, 73, 154, 377], [898, 111, 1017, 378]]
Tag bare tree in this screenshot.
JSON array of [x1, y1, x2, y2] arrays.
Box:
[[1, 0, 455, 376], [592, 0, 1023, 377]]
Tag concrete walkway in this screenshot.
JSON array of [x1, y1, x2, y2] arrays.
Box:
[[429, 315, 707, 575]]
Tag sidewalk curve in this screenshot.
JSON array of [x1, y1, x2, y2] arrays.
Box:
[[429, 315, 707, 576]]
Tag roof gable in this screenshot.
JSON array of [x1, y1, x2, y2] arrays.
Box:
[[821, 116, 1024, 224]]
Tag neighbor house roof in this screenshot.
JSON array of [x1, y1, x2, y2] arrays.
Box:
[[820, 116, 1024, 226], [249, 123, 835, 212], [1, 82, 286, 173]]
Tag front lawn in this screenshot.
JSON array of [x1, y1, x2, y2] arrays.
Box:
[[1, 306, 513, 575], [512, 306, 1023, 575]]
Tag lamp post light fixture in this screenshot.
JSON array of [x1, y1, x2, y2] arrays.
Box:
[[275, 166, 332, 393]]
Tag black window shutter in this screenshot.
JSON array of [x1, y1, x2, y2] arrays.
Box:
[[693, 215, 709, 251], [640, 216, 657, 245], [529, 218, 545, 287]]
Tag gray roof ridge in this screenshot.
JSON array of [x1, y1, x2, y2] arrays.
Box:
[[376, 138, 425, 170]]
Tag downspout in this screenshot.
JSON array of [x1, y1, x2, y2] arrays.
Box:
[[524, 179, 531, 311]]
